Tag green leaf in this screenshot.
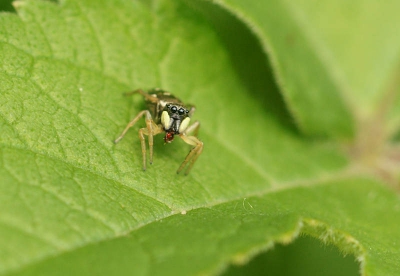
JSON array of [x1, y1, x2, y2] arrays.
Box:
[[223, 236, 360, 276], [0, 0, 399, 276], [213, 0, 400, 139]]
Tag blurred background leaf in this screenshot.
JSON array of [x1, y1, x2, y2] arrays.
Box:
[[213, 0, 400, 141]]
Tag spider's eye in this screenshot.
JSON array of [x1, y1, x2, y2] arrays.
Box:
[[186, 110, 189, 114], [171, 106, 177, 113], [178, 108, 185, 115], [166, 104, 171, 108]]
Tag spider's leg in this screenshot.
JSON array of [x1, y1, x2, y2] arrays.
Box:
[[114, 110, 152, 144], [147, 121, 163, 165], [114, 110, 161, 170], [139, 124, 163, 170], [177, 122, 203, 174], [124, 89, 158, 104], [187, 105, 196, 117], [184, 120, 200, 137]]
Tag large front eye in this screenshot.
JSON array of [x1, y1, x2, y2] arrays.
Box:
[[178, 108, 185, 115], [171, 106, 177, 113]]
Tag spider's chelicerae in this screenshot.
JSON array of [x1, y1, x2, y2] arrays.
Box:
[[114, 88, 203, 175]]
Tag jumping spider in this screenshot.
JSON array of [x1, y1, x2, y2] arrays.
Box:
[[114, 88, 203, 175]]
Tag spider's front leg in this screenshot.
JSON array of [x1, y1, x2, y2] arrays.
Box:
[[177, 121, 203, 175], [138, 123, 163, 170], [114, 110, 162, 170]]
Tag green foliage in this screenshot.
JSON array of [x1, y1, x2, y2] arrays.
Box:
[[0, 0, 399, 275]]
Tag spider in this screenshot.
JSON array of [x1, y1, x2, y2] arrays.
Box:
[[114, 88, 203, 175]]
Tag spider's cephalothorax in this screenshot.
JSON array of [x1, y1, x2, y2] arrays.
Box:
[[114, 88, 203, 175], [161, 103, 191, 143]]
